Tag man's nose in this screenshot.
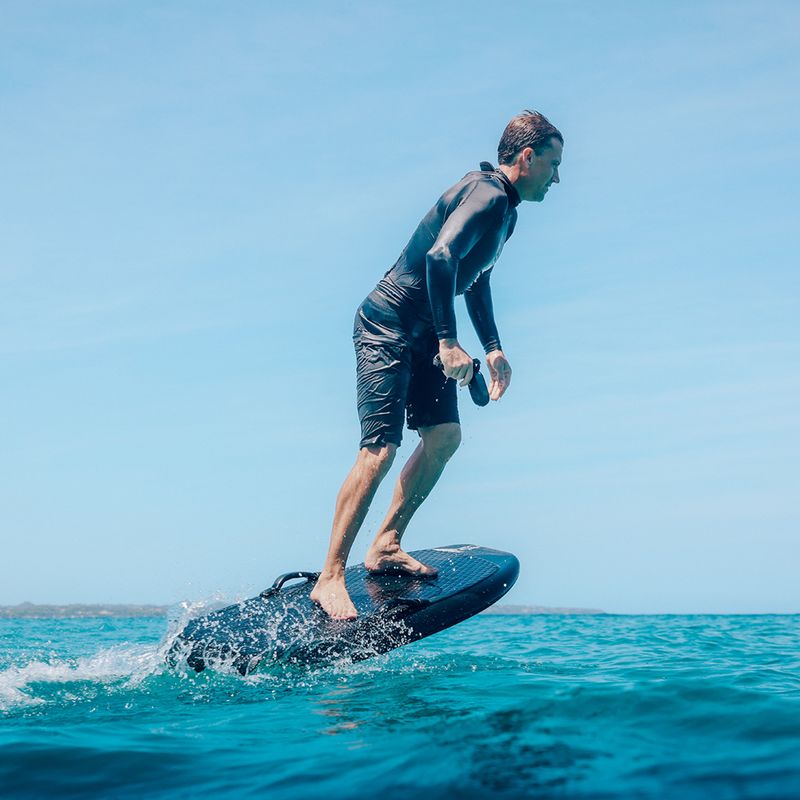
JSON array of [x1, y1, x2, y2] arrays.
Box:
[[552, 168, 560, 184]]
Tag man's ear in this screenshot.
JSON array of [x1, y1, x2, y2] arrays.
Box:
[[519, 146, 534, 173]]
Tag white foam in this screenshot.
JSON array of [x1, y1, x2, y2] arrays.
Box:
[[0, 639, 176, 713], [0, 592, 257, 712]]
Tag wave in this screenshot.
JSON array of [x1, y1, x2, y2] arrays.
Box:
[[0, 597, 219, 713]]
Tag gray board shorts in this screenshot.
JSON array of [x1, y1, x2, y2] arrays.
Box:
[[353, 293, 459, 449]]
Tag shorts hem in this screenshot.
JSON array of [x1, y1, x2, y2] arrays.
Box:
[[359, 433, 402, 449], [406, 413, 460, 433]]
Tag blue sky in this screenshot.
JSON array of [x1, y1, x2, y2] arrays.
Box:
[[2, 1, 798, 612]]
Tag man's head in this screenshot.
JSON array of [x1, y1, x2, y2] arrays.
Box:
[[497, 110, 563, 202]]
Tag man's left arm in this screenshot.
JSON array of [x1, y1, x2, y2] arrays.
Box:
[[464, 270, 512, 401]]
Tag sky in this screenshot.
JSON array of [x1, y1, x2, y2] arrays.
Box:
[[1, 1, 798, 613]]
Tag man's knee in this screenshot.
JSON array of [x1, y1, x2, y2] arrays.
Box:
[[421, 423, 461, 462], [358, 442, 398, 478]]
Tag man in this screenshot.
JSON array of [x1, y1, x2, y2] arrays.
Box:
[[310, 110, 563, 619]]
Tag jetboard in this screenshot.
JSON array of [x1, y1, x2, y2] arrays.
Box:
[[167, 544, 519, 675]]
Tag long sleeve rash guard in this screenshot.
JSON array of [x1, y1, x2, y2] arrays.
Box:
[[370, 162, 520, 354]]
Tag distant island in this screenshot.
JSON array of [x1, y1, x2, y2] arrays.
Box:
[[481, 604, 605, 615], [0, 602, 605, 619], [0, 602, 172, 619]]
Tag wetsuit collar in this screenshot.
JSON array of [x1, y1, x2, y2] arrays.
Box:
[[479, 161, 521, 208]]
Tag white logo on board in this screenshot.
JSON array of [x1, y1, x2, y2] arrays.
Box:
[[433, 545, 480, 553]]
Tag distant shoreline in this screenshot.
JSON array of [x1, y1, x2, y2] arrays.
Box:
[[0, 603, 172, 619], [0, 602, 605, 619]]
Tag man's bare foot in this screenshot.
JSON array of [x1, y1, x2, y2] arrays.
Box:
[[364, 543, 438, 578], [310, 573, 358, 620]]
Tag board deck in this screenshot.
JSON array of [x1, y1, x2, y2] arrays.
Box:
[[167, 544, 519, 674]]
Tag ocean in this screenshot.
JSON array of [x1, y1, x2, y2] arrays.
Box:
[[1, 613, 798, 799]]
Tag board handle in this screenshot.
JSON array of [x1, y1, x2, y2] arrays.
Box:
[[260, 571, 320, 598]]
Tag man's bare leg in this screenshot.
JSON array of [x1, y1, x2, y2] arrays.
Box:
[[364, 423, 461, 575], [310, 443, 397, 619]]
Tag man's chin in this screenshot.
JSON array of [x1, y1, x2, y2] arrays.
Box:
[[525, 187, 547, 202]]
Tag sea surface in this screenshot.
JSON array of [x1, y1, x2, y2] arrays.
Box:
[[1, 613, 798, 799]]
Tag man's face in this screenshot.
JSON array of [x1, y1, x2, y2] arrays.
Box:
[[517, 137, 562, 202]]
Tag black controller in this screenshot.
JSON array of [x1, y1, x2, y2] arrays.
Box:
[[432, 355, 490, 407]]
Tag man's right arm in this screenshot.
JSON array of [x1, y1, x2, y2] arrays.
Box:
[[426, 183, 506, 384], [426, 183, 505, 341]]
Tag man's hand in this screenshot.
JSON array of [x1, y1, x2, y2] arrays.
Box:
[[486, 350, 512, 400], [438, 339, 474, 386]]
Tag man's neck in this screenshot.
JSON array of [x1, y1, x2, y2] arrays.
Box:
[[497, 163, 521, 184]]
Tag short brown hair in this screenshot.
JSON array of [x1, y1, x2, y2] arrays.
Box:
[[497, 110, 563, 165]]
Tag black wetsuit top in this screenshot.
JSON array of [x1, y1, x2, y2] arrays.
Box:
[[367, 161, 521, 353]]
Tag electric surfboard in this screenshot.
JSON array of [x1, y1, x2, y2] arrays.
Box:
[[167, 544, 519, 675]]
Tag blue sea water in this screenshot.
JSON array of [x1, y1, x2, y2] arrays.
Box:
[[1, 613, 799, 799]]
